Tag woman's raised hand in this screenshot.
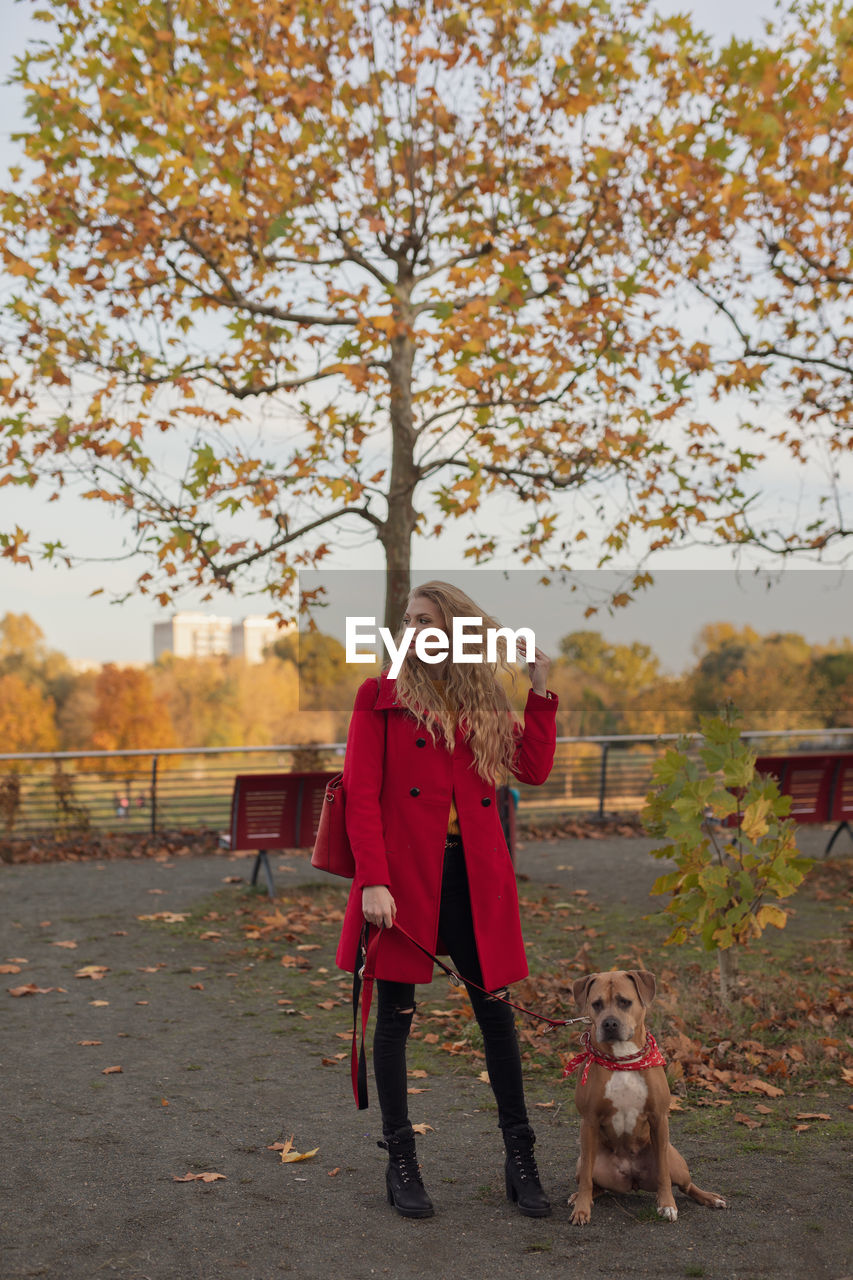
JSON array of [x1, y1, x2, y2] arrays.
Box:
[[527, 646, 552, 696], [362, 884, 397, 929]]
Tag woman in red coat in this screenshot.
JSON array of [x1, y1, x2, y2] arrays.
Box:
[[336, 580, 558, 1220]]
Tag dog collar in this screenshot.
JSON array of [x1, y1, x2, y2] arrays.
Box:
[[562, 1031, 666, 1086]]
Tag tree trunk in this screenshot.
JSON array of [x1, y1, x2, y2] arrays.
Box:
[[379, 283, 419, 634], [717, 947, 738, 1004]]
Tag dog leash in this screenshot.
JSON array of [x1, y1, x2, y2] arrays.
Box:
[[350, 920, 590, 1110]]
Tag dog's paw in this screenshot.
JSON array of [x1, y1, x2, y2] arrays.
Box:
[[569, 1194, 592, 1226], [710, 1196, 727, 1209], [657, 1204, 678, 1222]]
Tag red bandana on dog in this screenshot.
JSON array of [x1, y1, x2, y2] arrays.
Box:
[[562, 1031, 666, 1086]]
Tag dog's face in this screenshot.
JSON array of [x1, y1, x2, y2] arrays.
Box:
[[572, 970, 656, 1048]]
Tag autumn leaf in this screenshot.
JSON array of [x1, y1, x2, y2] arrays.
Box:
[[173, 1172, 226, 1183], [75, 965, 109, 980], [411, 1124, 434, 1136], [138, 912, 188, 924], [50, 940, 78, 949], [101, 1065, 123, 1075], [795, 1113, 830, 1121], [746, 1080, 785, 1098], [0, 965, 22, 974], [8, 984, 62, 996], [327, 1167, 341, 1178], [77, 1040, 102, 1046], [734, 1113, 761, 1129], [276, 1135, 319, 1164]]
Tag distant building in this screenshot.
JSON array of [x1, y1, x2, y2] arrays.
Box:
[[152, 612, 292, 664], [231, 615, 285, 664]]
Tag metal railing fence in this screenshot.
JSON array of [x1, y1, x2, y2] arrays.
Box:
[[0, 728, 851, 839]]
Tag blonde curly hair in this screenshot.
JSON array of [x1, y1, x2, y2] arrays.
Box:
[[390, 580, 521, 784]]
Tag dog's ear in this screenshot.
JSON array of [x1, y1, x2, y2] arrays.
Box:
[[572, 974, 597, 1009], [626, 970, 656, 1007]]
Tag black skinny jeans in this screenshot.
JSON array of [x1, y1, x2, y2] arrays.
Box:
[[373, 836, 529, 1136]]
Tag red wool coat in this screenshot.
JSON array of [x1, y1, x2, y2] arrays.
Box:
[[335, 673, 558, 988]]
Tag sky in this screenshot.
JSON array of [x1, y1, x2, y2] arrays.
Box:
[[2, 0, 850, 673]]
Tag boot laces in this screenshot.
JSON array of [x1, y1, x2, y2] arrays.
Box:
[[394, 1151, 422, 1186], [509, 1144, 540, 1183], [379, 1140, 423, 1186]]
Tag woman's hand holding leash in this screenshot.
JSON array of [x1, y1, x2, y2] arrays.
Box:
[[362, 884, 396, 929]]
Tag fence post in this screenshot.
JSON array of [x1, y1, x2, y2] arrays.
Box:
[[150, 756, 158, 835], [597, 743, 610, 820]]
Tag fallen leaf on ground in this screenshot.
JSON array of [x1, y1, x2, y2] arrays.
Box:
[[0, 964, 22, 974], [102, 1065, 123, 1074], [328, 1167, 341, 1177], [411, 1123, 434, 1135], [754, 1104, 773, 1114], [8, 984, 63, 996], [277, 1135, 319, 1163], [77, 1040, 102, 1046], [190, 983, 204, 991], [6, 958, 28, 964], [90, 1000, 109, 1007], [75, 966, 109, 980], [138, 912, 188, 924], [477, 1071, 490, 1083], [734, 1113, 761, 1129], [407, 1087, 427, 1094], [408, 1069, 428, 1078], [793, 1124, 811, 1133], [50, 941, 78, 949], [172, 1172, 225, 1182], [745, 1079, 785, 1098], [535, 1101, 555, 1109], [795, 1112, 831, 1121]]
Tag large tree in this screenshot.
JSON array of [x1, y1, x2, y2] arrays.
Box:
[[1, 0, 761, 627], [665, 1, 853, 558]]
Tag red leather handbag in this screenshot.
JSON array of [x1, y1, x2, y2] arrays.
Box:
[[310, 773, 355, 878]]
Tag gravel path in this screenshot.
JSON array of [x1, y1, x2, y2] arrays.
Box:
[[1, 827, 850, 1280]]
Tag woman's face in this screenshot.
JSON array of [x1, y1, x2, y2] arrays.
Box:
[[403, 594, 445, 642]]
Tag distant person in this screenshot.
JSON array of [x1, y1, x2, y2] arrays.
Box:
[[336, 580, 558, 1219]]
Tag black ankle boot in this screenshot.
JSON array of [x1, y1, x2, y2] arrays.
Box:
[[503, 1123, 551, 1217], [378, 1125, 434, 1219]]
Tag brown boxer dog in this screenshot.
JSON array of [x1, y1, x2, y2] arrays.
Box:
[[565, 970, 727, 1225]]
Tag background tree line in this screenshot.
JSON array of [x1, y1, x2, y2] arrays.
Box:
[[2, 612, 850, 755]]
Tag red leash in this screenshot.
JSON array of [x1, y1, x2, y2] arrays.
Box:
[[350, 921, 590, 1109]]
